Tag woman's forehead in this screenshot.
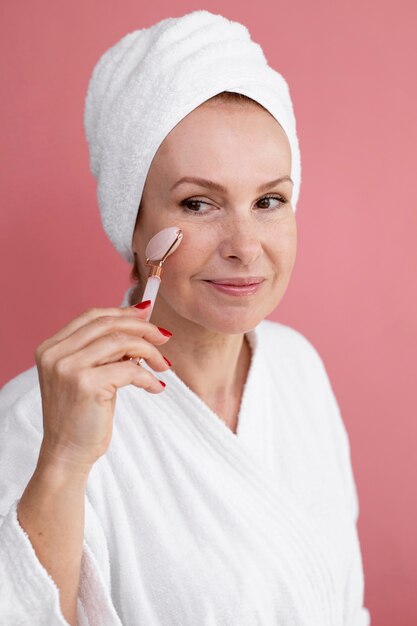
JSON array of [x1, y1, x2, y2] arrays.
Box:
[[152, 108, 291, 181], [164, 101, 288, 146]]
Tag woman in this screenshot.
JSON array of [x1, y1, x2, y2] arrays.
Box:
[[0, 10, 370, 626]]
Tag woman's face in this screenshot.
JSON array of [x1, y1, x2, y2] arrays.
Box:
[[132, 100, 297, 335]]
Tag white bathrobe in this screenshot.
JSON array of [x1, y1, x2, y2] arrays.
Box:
[[0, 289, 371, 625]]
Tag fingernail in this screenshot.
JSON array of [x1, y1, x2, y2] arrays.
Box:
[[134, 300, 151, 310], [158, 379, 166, 388], [163, 356, 172, 367], [157, 327, 172, 337]]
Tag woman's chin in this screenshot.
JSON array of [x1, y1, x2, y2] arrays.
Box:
[[193, 309, 267, 335]]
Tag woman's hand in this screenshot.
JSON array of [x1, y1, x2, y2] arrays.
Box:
[[34, 302, 172, 474]]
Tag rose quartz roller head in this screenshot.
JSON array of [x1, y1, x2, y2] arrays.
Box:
[[140, 226, 183, 321]]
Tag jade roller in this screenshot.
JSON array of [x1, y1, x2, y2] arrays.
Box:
[[141, 226, 183, 322]]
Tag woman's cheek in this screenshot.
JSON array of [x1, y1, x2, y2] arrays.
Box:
[[171, 228, 217, 274], [161, 252, 197, 294], [272, 217, 297, 255]]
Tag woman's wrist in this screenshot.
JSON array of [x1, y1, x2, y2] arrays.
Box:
[[35, 442, 93, 491], [35, 442, 94, 485]]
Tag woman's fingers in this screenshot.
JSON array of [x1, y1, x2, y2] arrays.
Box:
[[40, 315, 170, 365], [39, 304, 150, 349], [57, 332, 170, 371], [82, 360, 167, 397], [33, 302, 172, 471]]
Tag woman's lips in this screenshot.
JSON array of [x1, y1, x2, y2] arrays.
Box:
[[203, 279, 265, 296]]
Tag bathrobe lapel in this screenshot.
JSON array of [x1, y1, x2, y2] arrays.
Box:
[[152, 323, 341, 626], [118, 290, 341, 623]]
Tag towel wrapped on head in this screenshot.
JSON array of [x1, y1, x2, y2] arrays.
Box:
[[84, 9, 301, 263]]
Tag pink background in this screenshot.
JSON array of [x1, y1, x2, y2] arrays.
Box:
[[1, 1, 416, 623]]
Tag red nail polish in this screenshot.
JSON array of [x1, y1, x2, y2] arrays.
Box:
[[158, 380, 166, 388], [157, 327, 172, 337], [163, 356, 172, 367], [134, 300, 151, 310]]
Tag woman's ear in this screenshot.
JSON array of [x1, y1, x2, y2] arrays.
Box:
[[129, 252, 142, 301]]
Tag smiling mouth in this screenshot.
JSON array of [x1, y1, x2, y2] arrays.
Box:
[[204, 277, 265, 286], [202, 280, 265, 297]]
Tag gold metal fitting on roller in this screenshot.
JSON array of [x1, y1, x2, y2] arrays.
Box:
[[145, 259, 164, 279]]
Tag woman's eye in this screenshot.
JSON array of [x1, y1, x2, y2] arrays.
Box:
[[256, 195, 287, 209], [180, 194, 288, 215], [180, 199, 210, 214]]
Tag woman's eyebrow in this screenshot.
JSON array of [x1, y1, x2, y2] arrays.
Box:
[[170, 175, 293, 193]]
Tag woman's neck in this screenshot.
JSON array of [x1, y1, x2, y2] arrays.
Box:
[[129, 284, 252, 422], [162, 323, 251, 411]]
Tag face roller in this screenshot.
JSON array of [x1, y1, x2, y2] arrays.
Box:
[[140, 226, 183, 322]]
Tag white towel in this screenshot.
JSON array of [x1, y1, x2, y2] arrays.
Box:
[[84, 9, 301, 263]]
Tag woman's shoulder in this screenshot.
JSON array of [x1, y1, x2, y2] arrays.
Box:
[[1, 365, 40, 412], [256, 318, 327, 372], [0, 364, 43, 455], [0, 365, 42, 436], [0, 367, 44, 513], [254, 318, 339, 404]]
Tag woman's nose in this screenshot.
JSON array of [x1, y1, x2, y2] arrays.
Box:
[[218, 218, 263, 266]]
